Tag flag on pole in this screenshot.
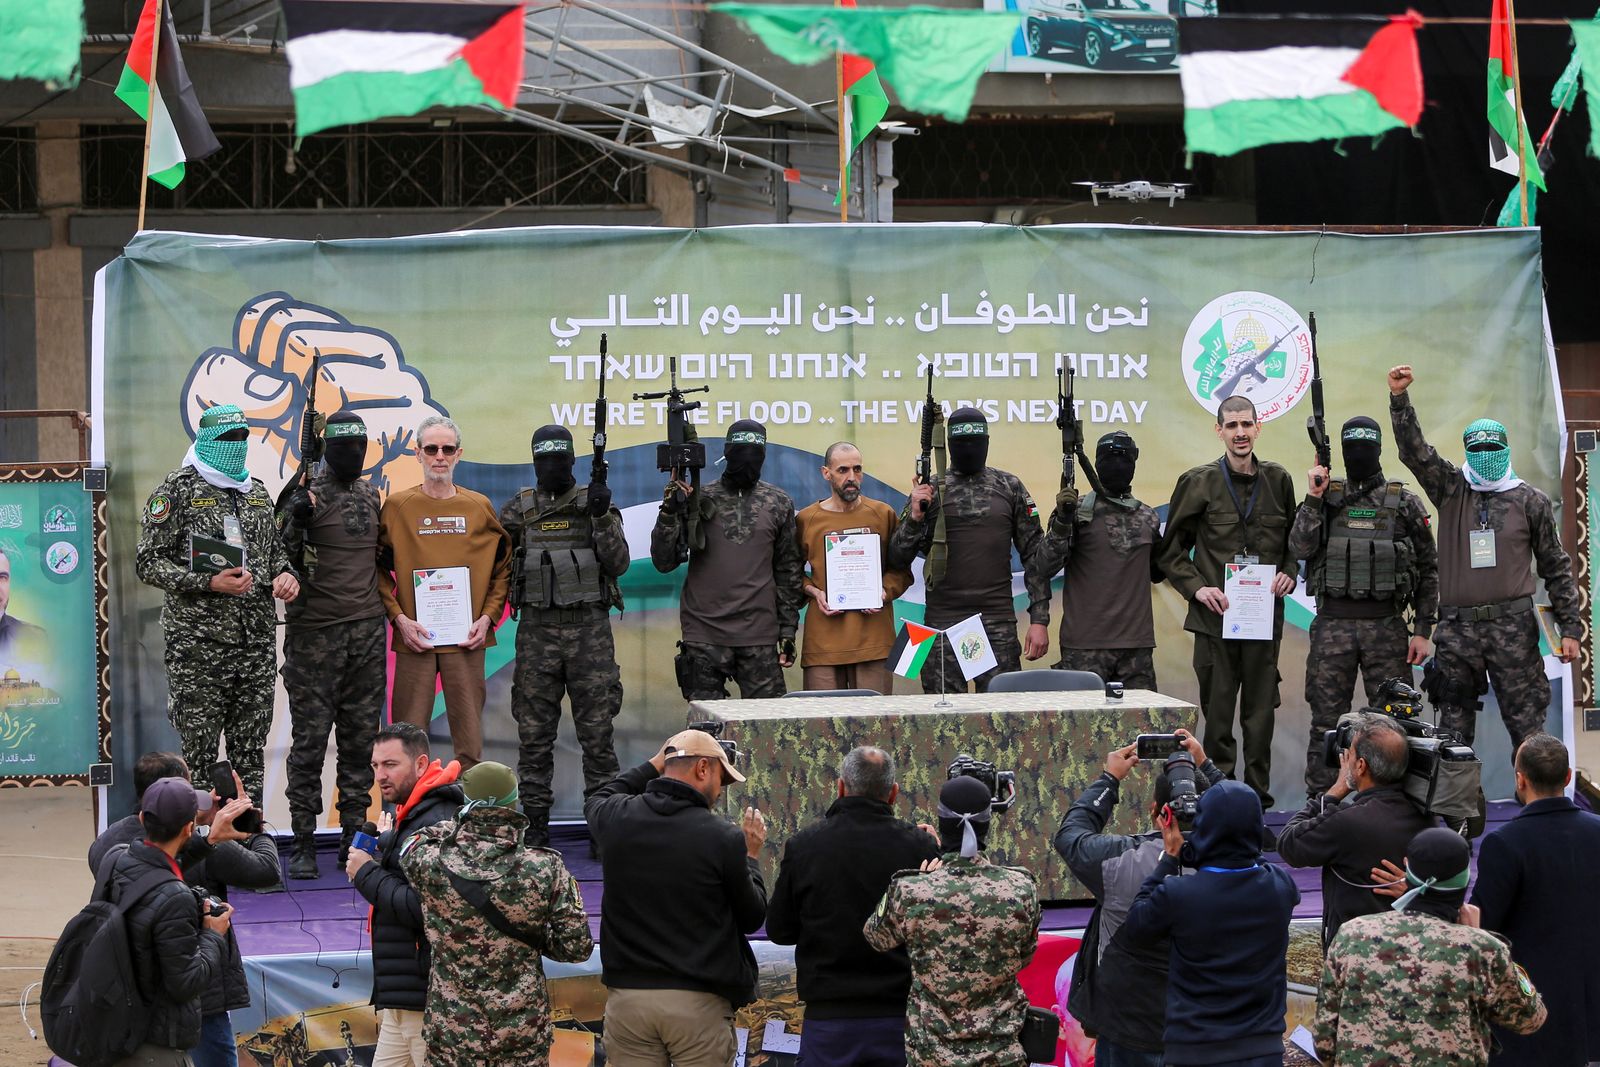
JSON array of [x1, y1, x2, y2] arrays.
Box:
[[889, 621, 942, 680], [0, 0, 84, 87], [282, 1, 526, 138], [834, 0, 890, 206], [945, 613, 999, 681], [1488, 0, 1545, 190], [1177, 14, 1423, 157], [712, 4, 1021, 122], [1569, 21, 1600, 159], [115, 0, 220, 189]]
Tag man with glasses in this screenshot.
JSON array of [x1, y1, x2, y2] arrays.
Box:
[[378, 415, 512, 770], [137, 403, 300, 801]]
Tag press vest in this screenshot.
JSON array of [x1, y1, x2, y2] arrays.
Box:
[[512, 487, 619, 610], [1309, 479, 1416, 603]]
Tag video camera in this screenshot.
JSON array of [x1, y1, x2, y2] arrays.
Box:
[[948, 753, 1017, 813], [1162, 751, 1201, 832], [1321, 677, 1481, 822]]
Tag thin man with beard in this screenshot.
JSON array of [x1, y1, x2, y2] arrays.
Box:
[[794, 442, 915, 693]]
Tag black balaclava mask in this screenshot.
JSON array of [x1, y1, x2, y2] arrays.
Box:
[[531, 424, 576, 494], [1095, 431, 1139, 498], [1341, 416, 1383, 484], [947, 407, 990, 476], [1396, 827, 1471, 922], [723, 419, 767, 491], [323, 412, 368, 483]]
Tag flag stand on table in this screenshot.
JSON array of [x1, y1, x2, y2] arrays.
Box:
[[135, 0, 162, 231]]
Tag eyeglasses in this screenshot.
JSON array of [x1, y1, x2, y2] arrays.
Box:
[[420, 444, 459, 457]]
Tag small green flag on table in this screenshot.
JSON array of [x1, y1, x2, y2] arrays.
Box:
[[711, 3, 1022, 122], [0, 0, 84, 87]]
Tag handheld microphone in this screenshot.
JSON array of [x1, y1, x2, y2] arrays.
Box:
[[351, 821, 380, 857]]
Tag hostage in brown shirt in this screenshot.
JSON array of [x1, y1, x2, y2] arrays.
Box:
[[794, 442, 915, 695]]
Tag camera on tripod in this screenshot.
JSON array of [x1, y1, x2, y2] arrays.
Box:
[[947, 754, 1017, 813], [1321, 677, 1480, 821]]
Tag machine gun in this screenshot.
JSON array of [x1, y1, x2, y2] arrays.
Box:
[[275, 354, 322, 511], [634, 357, 711, 552], [592, 333, 610, 487], [1304, 312, 1329, 491], [1056, 358, 1107, 499], [916, 360, 941, 489], [916, 361, 950, 590]]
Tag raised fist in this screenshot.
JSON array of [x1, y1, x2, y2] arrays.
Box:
[[180, 292, 447, 500], [1388, 365, 1414, 395]]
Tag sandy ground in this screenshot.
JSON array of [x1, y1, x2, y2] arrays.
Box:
[[0, 788, 95, 1067]]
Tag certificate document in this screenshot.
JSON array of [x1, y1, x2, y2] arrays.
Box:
[[413, 567, 472, 647], [1222, 563, 1275, 641], [823, 532, 883, 611]]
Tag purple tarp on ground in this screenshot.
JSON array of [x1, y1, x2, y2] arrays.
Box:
[[230, 802, 1519, 958]]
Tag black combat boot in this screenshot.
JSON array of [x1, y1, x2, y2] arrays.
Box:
[[288, 834, 318, 880]]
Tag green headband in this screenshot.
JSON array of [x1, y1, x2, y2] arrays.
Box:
[[1391, 861, 1471, 912], [324, 420, 366, 440], [727, 430, 766, 446], [533, 438, 573, 455], [198, 406, 246, 429], [1463, 419, 1509, 451], [1342, 426, 1380, 443], [948, 421, 988, 437]]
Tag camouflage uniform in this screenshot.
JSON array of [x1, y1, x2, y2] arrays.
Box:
[[651, 479, 804, 700], [1288, 473, 1439, 794], [863, 855, 1041, 1067], [1314, 910, 1547, 1066], [400, 805, 595, 1067], [1030, 489, 1163, 689], [1390, 391, 1580, 749], [280, 466, 386, 838], [500, 484, 628, 840], [135, 466, 294, 801], [887, 468, 1048, 694]]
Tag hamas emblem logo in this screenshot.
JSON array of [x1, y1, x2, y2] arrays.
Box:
[[1181, 291, 1314, 424], [46, 541, 78, 575], [43, 505, 77, 533]]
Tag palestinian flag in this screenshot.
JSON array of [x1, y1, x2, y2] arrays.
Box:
[[281, 1, 526, 138], [1178, 15, 1423, 157], [114, 0, 220, 189], [834, 0, 890, 206], [889, 621, 943, 680], [1488, 0, 1545, 190]]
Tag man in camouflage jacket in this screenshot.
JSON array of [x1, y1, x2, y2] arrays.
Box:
[[650, 419, 804, 699], [1315, 826, 1546, 1066], [400, 761, 594, 1067], [864, 775, 1040, 1067], [136, 403, 299, 801]]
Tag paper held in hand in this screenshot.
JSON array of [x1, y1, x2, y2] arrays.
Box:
[[1222, 563, 1274, 641], [823, 532, 883, 610], [413, 566, 471, 647], [188, 534, 244, 576]]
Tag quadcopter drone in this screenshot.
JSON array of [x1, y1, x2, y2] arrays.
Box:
[[1074, 180, 1191, 207]]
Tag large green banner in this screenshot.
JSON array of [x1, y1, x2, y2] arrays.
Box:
[[0, 470, 103, 783], [94, 225, 1561, 818]]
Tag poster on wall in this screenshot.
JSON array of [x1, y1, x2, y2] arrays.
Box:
[[0, 468, 107, 785], [985, 0, 1215, 74]]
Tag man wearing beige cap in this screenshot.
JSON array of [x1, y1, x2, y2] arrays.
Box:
[[585, 730, 768, 1066]]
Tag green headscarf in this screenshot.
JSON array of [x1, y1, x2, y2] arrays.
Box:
[[1462, 418, 1515, 487], [194, 405, 249, 482]]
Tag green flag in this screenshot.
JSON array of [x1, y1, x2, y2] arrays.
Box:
[[712, 3, 1021, 122], [1572, 21, 1600, 158], [1496, 181, 1537, 227], [0, 0, 83, 87]]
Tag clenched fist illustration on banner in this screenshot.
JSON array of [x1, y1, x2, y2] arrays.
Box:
[[179, 292, 447, 499]]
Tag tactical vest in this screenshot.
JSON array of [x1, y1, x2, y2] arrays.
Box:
[[514, 487, 622, 610], [1309, 480, 1416, 602]]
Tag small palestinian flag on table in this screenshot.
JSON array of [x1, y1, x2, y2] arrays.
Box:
[[282, 1, 526, 137], [1178, 14, 1424, 157], [889, 621, 943, 680]]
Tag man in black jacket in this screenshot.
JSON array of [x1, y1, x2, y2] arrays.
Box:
[[1277, 711, 1434, 947], [1054, 729, 1225, 1067], [89, 752, 280, 1067], [765, 746, 939, 1067], [585, 728, 768, 1067], [346, 722, 463, 1067], [105, 776, 232, 1066]]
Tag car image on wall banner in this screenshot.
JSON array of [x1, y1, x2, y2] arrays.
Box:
[[988, 0, 1215, 73]]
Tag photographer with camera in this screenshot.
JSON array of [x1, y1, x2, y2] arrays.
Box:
[[1315, 826, 1546, 1066], [1052, 728, 1224, 1066], [88, 752, 279, 1067], [863, 773, 1041, 1067], [1121, 778, 1299, 1067], [1277, 709, 1434, 947]]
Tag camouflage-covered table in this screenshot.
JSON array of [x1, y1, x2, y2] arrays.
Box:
[[693, 690, 1198, 901]]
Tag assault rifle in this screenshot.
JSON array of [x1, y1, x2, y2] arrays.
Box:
[[634, 357, 711, 552], [275, 354, 322, 511], [916, 360, 940, 488], [916, 360, 949, 590], [592, 333, 610, 487], [1304, 312, 1329, 491], [1057, 358, 1106, 498]]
